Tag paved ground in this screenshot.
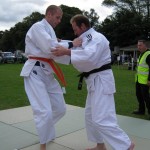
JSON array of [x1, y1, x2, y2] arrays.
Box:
[[0, 104, 150, 150]]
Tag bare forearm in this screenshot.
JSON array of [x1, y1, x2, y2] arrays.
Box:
[[63, 49, 71, 56], [52, 46, 71, 56]]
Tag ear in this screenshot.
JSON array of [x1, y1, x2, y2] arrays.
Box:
[[81, 23, 86, 30], [47, 11, 52, 18]]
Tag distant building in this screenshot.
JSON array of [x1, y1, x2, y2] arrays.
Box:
[[116, 41, 150, 62]]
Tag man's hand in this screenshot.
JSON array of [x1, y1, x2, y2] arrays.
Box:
[[147, 81, 150, 86], [72, 38, 82, 47], [52, 46, 71, 56]]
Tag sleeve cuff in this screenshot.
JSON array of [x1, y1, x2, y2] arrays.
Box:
[[68, 42, 73, 48]]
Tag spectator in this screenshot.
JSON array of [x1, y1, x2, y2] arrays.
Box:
[[132, 40, 150, 120]]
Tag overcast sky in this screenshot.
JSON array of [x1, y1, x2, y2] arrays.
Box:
[[0, 0, 113, 31]]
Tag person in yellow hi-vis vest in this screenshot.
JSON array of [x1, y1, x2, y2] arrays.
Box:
[[132, 40, 150, 120]]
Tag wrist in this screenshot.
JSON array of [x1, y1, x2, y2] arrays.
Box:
[[67, 49, 71, 56]]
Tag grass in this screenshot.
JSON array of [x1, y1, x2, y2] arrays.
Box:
[[0, 64, 29, 109], [0, 63, 148, 120]]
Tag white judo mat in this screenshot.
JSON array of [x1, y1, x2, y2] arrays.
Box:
[[0, 107, 85, 150]]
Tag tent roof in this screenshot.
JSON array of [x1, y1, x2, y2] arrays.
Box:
[[120, 41, 150, 51]]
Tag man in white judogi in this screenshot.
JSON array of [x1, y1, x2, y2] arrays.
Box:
[[20, 5, 81, 150], [52, 14, 135, 150]]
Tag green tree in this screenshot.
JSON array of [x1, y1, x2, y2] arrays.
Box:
[[0, 12, 43, 51], [101, 0, 150, 47], [0, 30, 13, 51], [83, 9, 100, 30], [0, 5, 101, 51], [100, 9, 143, 47], [102, 0, 146, 15], [56, 5, 82, 40]]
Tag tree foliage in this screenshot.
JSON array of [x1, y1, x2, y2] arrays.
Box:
[[0, 5, 100, 52], [0, 6, 83, 51], [56, 5, 82, 40], [0, 3, 150, 52], [101, 0, 150, 47], [100, 9, 144, 47], [102, 0, 148, 16], [83, 9, 100, 30], [0, 12, 43, 51]]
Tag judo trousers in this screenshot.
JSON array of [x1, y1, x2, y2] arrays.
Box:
[[24, 66, 66, 144], [85, 75, 131, 150]]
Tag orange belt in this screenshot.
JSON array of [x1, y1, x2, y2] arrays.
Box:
[[29, 56, 66, 87]]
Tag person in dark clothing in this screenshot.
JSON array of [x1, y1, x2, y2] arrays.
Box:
[[132, 40, 150, 120]]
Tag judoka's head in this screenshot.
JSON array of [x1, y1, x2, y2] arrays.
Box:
[[70, 14, 91, 36], [45, 5, 63, 28]]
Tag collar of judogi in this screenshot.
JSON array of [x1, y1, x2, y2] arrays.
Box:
[[79, 28, 94, 42]]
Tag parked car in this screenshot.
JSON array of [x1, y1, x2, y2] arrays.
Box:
[[21, 53, 28, 63], [0, 55, 2, 63], [0, 52, 15, 63]]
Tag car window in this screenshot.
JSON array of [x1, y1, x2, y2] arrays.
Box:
[[4, 52, 13, 56]]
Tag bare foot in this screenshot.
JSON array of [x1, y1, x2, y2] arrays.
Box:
[[86, 143, 107, 150], [128, 142, 135, 150], [40, 144, 46, 150]]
